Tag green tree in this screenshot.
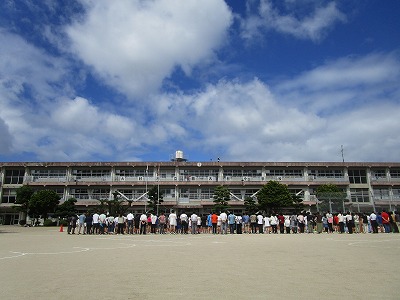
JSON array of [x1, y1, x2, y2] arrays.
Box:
[[316, 184, 347, 213], [147, 186, 163, 214], [28, 190, 60, 222], [213, 185, 231, 212], [14, 185, 34, 215], [292, 194, 305, 213], [257, 181, 293, 214], [244, 196, 258, 213], [55, 198, 77, 218]]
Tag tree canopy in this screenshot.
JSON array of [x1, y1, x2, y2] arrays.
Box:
[[15, 185, 35, 214], [213, 185, 231, 212], [147, 186, 163, 214], [244, 196, 258, 214], [315, 184, 347, 213], [28, 190, 60, 219], [257, 181, 293, 214], [55, 198, 77, 218]]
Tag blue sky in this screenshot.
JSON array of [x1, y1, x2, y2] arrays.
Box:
[[1, 0, 399, 163]]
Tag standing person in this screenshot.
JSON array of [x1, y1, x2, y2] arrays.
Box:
[[134, 213, 141, 234], [180, 211, 189, 234], [107, 214, 115, 234], [92, 212, 100, 234], [370, 212, 378, 233], [264, 214, 271, 234], [67, 215, 76, 234], [322, 214, 328, 233], [236, 214, 243, 234], [297, 212, 305, 233], [211, 212, 218, 234], [168, 210, 177, 234], [353, 213, 360, 233], [338, 212, 345, 233], [151, 213, 158, 234], [197, 215, 202, 234], [158, 213, 166, 234], [117, 214, 125, 234], [257, 212, 264, 234], [85, 213, 93, 235], [290, 214, 298, 234], [326, 212, 334, 233], [78, 212, 86, 235], [207, 212, 212, 234], [99, 212, 107, 235], [381, 210, 391, 233], [307, 212, 314, 234], [250, 212, 257, 234], [278, 213, 285, 234], [391, 211, 399, 233], [217, 215, 222, 234], [126, 211, 134, 234], [346, 212, 354, 234], [270, 214, 278, 234], [140, 212, 148, 235], [190, 212, 198, 234], [315, 212, 323, 234], [242, 213, 250, 233], [359, 213, 365, 234], [284, 215, 291, 234], [228, 212, 236, 234], [220, 211, 228, 234]]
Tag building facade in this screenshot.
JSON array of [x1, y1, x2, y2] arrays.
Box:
[[1, 161, 400, 224]]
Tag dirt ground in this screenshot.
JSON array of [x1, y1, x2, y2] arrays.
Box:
[[0, 226, 399, 299]]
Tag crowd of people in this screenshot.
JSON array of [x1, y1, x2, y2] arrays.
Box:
[[66, 210, 400, 235]]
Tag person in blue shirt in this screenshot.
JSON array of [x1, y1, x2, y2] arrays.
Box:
[[228, 212, 236, 234]]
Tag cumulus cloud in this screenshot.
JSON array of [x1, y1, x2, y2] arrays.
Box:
[[65, 0, 233, 97], [241, 0, 346, 41]]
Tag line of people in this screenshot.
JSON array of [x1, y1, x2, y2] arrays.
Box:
[[66, 210, 400, 235]]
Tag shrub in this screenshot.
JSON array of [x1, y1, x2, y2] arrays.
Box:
[[43, 219, 56, 226], [59, 219, 68, 226]]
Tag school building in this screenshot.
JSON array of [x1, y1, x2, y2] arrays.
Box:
[[1, 154, 400, 224]]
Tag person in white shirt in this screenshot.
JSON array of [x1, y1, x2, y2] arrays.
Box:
[[264, 216, 270, 234], [168, 210, 177, 234], [220, 211, 228, 234], [126, 212, 134, 234], [140, 213, 148, 235], [92, 212, 100, 234], [257, 213, 264, 234], [180, 212, 188, 234], [190, 212, 198, 234], [370, 212, 378, 233]]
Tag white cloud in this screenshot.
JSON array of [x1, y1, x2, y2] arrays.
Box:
[[276, 53, 400, 114], [65, 0, 233, 97], [241, 0, 346, 41]]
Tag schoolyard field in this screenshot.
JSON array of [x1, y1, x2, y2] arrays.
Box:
[[0, 226, 399, 299]]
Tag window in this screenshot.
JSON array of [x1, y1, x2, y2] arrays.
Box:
[[348, 169, 367, 184], [72, 169, 111, 179], [371, 169, 386, 178], [266, 169, 303, 177], [70, 189, 90, 200], [4, 169, 25, 184], [31, 169, 67, 178], [373, 188, 390, 200], [92, 189, 110, 200], [309, 169, 344, 178], [1, 189, 17, 203], [390, 169, 400, 178], [350, 189, 370, 202], [115, 168, 154, 177]]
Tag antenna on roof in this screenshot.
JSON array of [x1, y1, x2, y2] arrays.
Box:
[[341, 145, 345, 163]]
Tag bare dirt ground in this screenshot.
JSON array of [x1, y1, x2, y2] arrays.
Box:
[[0, 226, 399, 300]]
